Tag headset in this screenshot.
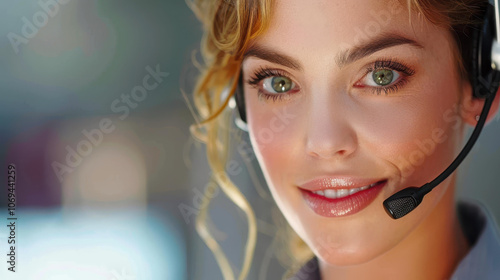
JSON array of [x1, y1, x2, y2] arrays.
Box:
[[232, 0, 500, 219]]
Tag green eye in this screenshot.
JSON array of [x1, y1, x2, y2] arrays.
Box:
[[372, 69, 394, 86], [271, 76, 293, 93]]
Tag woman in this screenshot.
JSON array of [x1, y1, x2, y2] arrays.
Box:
[[186, 0, 500, 279]]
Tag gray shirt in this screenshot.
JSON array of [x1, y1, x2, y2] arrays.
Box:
[[288, 200, 500, 280]]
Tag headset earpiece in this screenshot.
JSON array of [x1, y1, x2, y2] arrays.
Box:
[[472, 2, 500, 98], [234, 71, 247, 123]]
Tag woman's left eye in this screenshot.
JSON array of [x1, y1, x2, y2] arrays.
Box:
[[355, 59, 416, 95], [368, 69, 399, 87]]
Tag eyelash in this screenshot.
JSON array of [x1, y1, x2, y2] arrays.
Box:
[[361, 59, 416, 95], [246, 59, 416, 102], [247, 67, 297, 102]]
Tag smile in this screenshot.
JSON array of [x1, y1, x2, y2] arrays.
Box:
[[299, 179, 388, 217], [312, 182, 379, 199]]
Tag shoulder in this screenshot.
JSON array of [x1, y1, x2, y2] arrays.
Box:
[[451, 199, 500, 280]]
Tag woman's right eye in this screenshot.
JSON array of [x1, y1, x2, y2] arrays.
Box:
[[247, 67, 300, 102], [262, 76, 295, 94]]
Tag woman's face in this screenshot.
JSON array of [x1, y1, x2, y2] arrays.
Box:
[[242, 0, 473, 265]]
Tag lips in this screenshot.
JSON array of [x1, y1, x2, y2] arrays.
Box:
[[311, 182, 379, 199], [299, 177, 388, 217]]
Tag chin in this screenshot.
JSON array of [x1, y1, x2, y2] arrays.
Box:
[[310, 238, 388, 267], [294, 206, 417, 268]]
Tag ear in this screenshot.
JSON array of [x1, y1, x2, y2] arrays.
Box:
[[460, 80, 500, 126]]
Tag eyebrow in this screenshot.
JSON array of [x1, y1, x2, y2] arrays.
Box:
[[243, 32, 424, 71]]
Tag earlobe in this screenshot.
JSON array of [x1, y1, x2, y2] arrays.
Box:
[[459, 80, 500, 126]]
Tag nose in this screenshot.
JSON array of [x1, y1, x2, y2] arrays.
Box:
[[305, 96, 358, 160]]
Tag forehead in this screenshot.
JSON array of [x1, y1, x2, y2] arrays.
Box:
[[247, 0, 451, 69]]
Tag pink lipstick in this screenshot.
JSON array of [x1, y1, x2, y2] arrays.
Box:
[[299, 177, 387, 217]]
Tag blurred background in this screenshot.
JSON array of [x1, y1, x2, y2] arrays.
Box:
[[0, 1, 498, 280]]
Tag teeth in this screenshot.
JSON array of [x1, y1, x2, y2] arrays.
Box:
[[337, 189, 349, 198], [324, 189, 337, 199], [312, 182, 378, 199]]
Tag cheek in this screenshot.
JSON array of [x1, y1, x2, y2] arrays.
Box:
[[358, 78, 463, 186], [246, 102, 306, 232], [247, 105, 299, 184], [245, 86, 302, 171]]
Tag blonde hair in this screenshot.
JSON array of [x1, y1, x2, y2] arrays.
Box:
[[185, 0, 486, 279]]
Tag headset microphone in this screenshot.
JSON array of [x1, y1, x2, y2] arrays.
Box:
[[383, 89, 498, 219], [233, 0, 500, 219]]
